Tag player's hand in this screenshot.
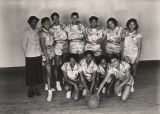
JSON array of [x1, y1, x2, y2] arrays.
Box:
[[94, 92, 100, 100], [86, 91, 91, 99]]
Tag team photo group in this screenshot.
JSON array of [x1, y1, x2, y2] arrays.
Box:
[[22, 11, 142, 107]]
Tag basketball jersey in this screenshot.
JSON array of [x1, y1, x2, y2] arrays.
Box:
[[39, 27, 54, 47], [65, 23, 85, 40], [104, 26, 123, 53], [85, 27, 103, 44], [108, 61, 130, 81], [61, 62, 82, 81], [80, 59, 97, 81], [49, 24, 67, 41], [123, 31, 142, 62]]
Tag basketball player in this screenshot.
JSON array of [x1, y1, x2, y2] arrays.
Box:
[[85, 16, 103, 64], [65, 12, 85, 61], [49, 12, 68, 91], [39, 17, 54, 102], [97, 54, 134, 101]]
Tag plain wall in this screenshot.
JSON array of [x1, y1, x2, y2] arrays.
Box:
[[0, 0, 160, 67]]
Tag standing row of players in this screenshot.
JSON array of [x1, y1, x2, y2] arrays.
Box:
[[31, 12, 142, 102]]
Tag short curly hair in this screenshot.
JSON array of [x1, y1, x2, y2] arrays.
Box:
[[107, 17, 118, 28], [71, 12, 79, 18], [126, 18, 139, 30], [50, 12, 59, 19], [89, 16, 98, 23], [41, 17, 50, 24]]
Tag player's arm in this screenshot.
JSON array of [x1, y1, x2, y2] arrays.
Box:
[[39, 36, 49, 62], [90, 71, 97, 93], [119, 68, 131, 87], [79, 72, 89, 93], [136, 37, 142, 63], [97, 72, 112, 95]]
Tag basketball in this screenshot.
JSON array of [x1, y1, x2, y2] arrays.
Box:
[[87, 94, 100, 109]]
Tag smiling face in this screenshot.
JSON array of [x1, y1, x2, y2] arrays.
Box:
[[110, 58, 120, 68], [108, 21, 116, 30], [100, 59, 107, 69], [128, 21, 136, 32], [42, 20, 50, 30], [86, 54, 93, 65], [69, 57, 76, 67], [51, 15, 59, 25], [71, 15, 79, 24], [90, 19, 98, 28]]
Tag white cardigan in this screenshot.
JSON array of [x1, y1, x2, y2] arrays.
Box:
[[22, 26, 42, 57]]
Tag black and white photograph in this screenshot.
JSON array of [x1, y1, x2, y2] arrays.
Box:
[[0, 0, 160, 113]]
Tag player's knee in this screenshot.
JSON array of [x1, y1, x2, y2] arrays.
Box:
[[107, 78, 112, 83], [121, 95, 128, 101]]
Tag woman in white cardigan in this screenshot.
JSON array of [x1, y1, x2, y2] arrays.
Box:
[[22, 16, 43, 98]]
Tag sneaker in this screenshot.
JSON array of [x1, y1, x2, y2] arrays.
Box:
[[51, 88, 56, 92], [131, 81, 135, 92], [47, 90, 52, 102], [102, 87, 106, 94], [45, 83, 48, 91], [131, 86, 134, 92], [82, 89, 86, 96], [56, 81, 62, 91], [66, 91, 71, 99], [118, 92, 122, 97]]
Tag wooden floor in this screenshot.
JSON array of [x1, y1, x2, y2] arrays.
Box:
[[0, 61, 160, 114]]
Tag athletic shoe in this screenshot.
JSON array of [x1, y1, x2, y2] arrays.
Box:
[[56, 81, 62, 91], [45, 83, 48, 91], [118, 92, 122, 97], [102, 87, 106, 94], [82, 89, 86, 96], [131, 86, 134, 92], [66, 91, 71, 99], [51, 88, 56, 92], [47, 90, 52, 102]]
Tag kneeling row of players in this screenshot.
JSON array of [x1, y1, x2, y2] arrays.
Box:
[[45, 51, 135, 102]]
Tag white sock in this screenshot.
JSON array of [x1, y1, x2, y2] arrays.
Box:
[[102, 87, 106, 94], [66, 91, 71, 99], [82, 89, 86, 96], [118, 92, 122, 97], [45, 83, 48, 91], [47, 90, 53, 102], [56, 81, 62, 91], [51, 88, 56, 92]]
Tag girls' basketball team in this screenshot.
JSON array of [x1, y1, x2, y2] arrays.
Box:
[[23, 12, 142, 103]]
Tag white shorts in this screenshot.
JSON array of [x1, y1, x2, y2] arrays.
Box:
[[85, 43, 102, 56], [54, 41, 68, 56], [105, 42, 121, 54], [69, 41, 84, 54], [42, 47, 55, 61], [123, 55, 137, 64]]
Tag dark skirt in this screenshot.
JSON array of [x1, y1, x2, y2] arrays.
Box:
[[25, 56, 43, 86]]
